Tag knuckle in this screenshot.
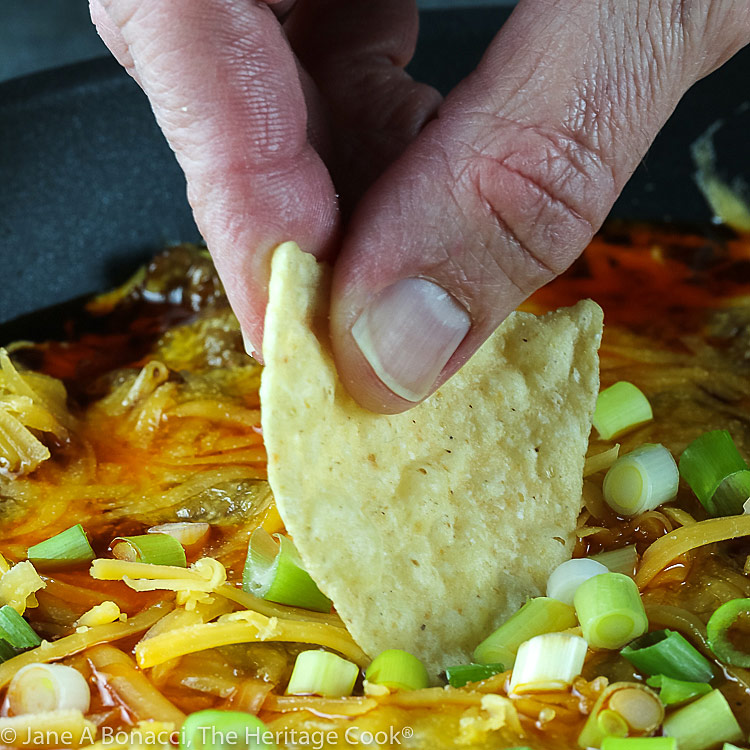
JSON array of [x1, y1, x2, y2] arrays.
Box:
[[464, 123, 616, 280]]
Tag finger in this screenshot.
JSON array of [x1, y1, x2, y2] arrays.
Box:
[[264, 0, 298, 18], [92, 0, 332, 166], [97, 0, 340, 356], [90, 0, 296, 80], [331, 0, 750, 412], [284, 0, 442, 205], [89, 0, 137, 81]]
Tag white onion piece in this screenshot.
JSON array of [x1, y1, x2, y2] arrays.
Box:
[[546, 558, 609, 605], [147, 522, 209, 547], [7, 663, 90, 714], [509, 633, 588, 695]]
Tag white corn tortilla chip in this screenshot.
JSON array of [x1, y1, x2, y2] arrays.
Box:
[[261, 242, 603, 674]]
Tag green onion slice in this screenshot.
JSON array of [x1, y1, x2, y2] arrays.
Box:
[[602, 444, 679, 516], [645, 675, 712, 706], [577, 682, 663, 748], [509, 633, 587, 695], [607, 685, 664, 733], [147, 521, 209, 548], [111, 533, 186, 567], [472, 597, 577, 668], [601, 739, 677, 750], [596, 709, 629, 739], [589, 545, 638, 577], [712, 470, 750, 517], [679, 430, 750, 516], [546, 558, 609, 605], [662, 689, 743, 750], [180, 709, 276, 749], [621, 629, 715, 683], [706, 598, 750, 667], [286, 650, 359, 698], [0, 606, 41, 649], [573, 572, 648, 649], [243, 529, 331, 613], [592, 382, 653, 440], [0, 641, 17, 664], [27, 524, 95, 569], [7, 663, 90, 714], [365, 649, 428, 691], [444, 663, 504, 688]]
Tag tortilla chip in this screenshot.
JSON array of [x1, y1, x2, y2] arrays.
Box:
[[261, 242, 603, 674]]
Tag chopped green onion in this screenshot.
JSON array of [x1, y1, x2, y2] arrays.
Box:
[[592, 382, 653, 440], [589, 545, 638, 577], [577, 682, 664, 748], [607, 685, 664, 732], [602, 444, 679, 516], [111, 533, 186, 567], [0, 641, 17, 663], [365, 649, 428, 692], [7, 663, 90, 714], [243, 529, 331, 613], [0, 606, 41, 648], [444, 662, 504, 688], [723, 745, 745, 750], [509, 633, 587, 695], [596, 708, 630, 737], [180, 709, 276, 749], [679, 430, 750, 516], [27, 524, 94, 569], [472, 597, 577, 668], [601, 740, 677, 750], [712, 470, 750, 516], [286, 650, 359, 697], [148, 522, 210, 548], [662, 689, 743, 750], [546, 558, 609, 605], [706, 597, 750, 667], [621, 629, 715, 683], [596, 709, 629, 738], [645, 674, 712, 706], [573, 573, 648, 649]]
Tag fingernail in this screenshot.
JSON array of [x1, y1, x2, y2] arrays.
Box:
[[241, 328, 256, 359], [351, 278, 470, 402]]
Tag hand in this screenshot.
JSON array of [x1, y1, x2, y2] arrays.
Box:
[[92, 0, 749, 412]]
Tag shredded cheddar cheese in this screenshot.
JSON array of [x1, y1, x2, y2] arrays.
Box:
[[135, 608, 369, 669], [75, 601, 122, 628], [0, 561, 45, 614]]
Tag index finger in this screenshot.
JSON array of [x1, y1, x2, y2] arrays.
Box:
[[93, 0, 340, 356]]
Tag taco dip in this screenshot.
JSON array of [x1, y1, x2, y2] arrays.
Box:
[[0, 221, 747, 750]]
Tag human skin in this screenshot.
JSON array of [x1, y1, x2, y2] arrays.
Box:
[[91, 0, 749, 412]]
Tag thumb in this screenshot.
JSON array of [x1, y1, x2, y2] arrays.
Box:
[[330, 0, 750, 413]]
